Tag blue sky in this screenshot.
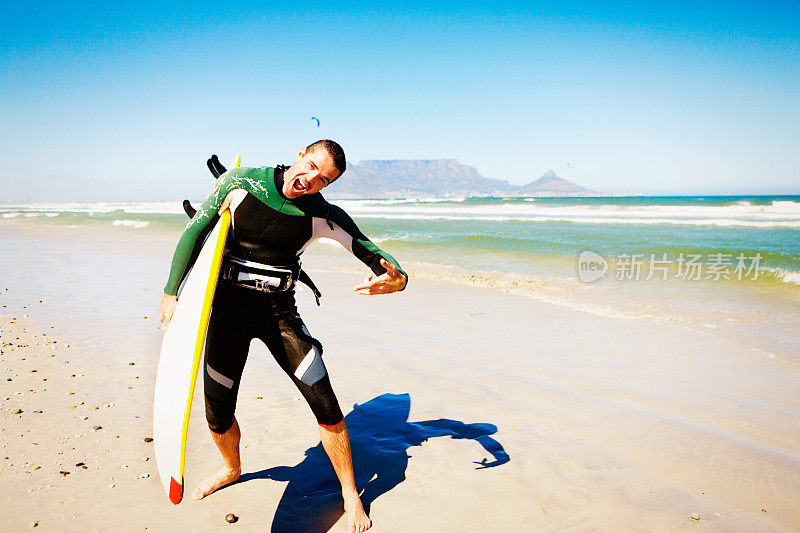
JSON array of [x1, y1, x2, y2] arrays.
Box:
[[1, 1, 798, 200]]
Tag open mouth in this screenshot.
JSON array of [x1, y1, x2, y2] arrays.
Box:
[[292, 179, 307, 194]]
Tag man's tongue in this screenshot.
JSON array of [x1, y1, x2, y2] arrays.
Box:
[[293, 179, 305, 193]]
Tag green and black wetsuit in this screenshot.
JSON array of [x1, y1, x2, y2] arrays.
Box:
[[164, 166, 406, 432]]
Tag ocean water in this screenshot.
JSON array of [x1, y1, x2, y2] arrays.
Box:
[[2, 195, 799, 360]]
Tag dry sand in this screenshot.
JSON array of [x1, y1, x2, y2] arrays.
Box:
[[1, 222, 799, 531]]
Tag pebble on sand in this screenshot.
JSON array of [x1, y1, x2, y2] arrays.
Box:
[[29, 521, 39, 528], [59, 471, 70, 477], [690, 513, 700, 521], [143, 437, 153, 443], [225, 513, 239, 524]]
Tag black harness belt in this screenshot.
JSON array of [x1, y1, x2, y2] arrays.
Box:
[[222, 255, 322, 305]]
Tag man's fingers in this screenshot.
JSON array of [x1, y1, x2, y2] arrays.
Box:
[[381, 258, 398, 275], [354, 279, 387, 294], [354, 272, 387, 291], [159, 295, 178, 332], [353, 273, 375, 291], [354, 284, 384, 293], [160, 311, 171, 331], [355, 287, 381, 295], [353, 265, 405, 294]]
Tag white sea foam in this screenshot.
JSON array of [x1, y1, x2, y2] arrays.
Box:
[[349, 213, 800, 228], [333, 200, 800, 228], [0, 201, 186, 215], [119, 202, 187, 214], [3, 199, 799, 228], [770, 200, 800, 209], [32, 198, 791, 229], [767, 268, 800, 285], [113, 219, 149, 229], [339, 197, 467, 207]]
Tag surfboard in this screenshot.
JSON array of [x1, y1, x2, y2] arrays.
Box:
[[153, 156, 239, 504]]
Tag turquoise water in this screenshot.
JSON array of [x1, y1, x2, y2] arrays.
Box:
[[2, 195, 799, 359], [4, 195, 798, 278], [2, 196, 799, 286]]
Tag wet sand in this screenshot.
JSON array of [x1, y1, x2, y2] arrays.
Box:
[[1, 222, 799, 531]]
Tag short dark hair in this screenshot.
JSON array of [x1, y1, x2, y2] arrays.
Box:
[[305, 139, 346, 178]]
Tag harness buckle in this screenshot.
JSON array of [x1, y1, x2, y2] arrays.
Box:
[[222, 255, 300, 293]]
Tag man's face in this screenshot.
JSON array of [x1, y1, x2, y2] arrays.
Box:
[[282, 148, 340, 199]]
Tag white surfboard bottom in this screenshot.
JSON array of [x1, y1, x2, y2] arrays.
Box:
[[153, 213, 229, 504]]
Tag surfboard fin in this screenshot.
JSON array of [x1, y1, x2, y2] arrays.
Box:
[[182, 200, 197, 218], [184, 154, 240, 219], [207, 154, 227, 179]]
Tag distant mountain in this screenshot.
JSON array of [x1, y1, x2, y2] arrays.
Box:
[[515, 170, 592, 196], [324, 160, 597, 198], [325, 160, 509, 198]]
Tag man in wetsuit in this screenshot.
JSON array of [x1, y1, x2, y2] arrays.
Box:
[[159, 140, 406, 533]]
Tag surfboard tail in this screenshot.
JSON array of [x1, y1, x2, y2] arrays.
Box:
[[169, 476, 184, 505]]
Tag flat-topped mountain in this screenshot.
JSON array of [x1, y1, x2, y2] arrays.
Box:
[[326, 160, 509, 198], [324, 160, 596, 198]]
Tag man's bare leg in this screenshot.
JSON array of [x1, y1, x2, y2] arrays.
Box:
[[318, 420, 371, 533], [192, 417, 242, 500]]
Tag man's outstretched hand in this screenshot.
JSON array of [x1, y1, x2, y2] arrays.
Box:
[[354, 259, 407, 295]]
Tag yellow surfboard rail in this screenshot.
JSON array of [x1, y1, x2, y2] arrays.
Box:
[[172, 154, 240, 503], [177, 209, 230, 490]]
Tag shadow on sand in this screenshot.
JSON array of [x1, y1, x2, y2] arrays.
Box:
[[238, 392, 510, 532]]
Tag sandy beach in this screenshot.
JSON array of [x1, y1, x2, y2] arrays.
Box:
[[1, 220, 799, 532]]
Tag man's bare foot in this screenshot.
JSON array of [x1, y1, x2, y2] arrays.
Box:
[[343, 492, 371, 532], [191, 467, 241, 500]]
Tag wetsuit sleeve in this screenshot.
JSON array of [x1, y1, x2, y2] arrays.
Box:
[[315, 204, 407, 283], [163, 170, 242, 295]]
